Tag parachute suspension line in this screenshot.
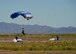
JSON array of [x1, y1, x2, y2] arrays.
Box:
[[10, 11, 33, 36]]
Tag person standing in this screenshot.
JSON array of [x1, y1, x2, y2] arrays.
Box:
[[56, 35, 59, 40], [15, 36, 18, 40]]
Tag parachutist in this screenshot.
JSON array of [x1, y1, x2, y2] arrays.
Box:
[[22, 28, 25, 36], [27, 18, 29, 20]]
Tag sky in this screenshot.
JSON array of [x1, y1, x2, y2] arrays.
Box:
[[0, 0, 76, 27]]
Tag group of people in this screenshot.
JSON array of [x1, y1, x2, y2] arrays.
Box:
[[15, 28, 60, 42]]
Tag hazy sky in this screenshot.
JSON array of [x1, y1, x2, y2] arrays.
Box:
[[0, 0, 76, 27]]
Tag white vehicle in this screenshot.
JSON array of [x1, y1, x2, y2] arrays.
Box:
[[13, 39, 23, 42], [49, 38, 57, 41], [49, 36, 60, 41]]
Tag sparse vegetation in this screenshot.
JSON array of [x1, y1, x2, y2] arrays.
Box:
[[0, 34, 76, 51], [0, 34, 76, 38], [0, 40, 76, 51]]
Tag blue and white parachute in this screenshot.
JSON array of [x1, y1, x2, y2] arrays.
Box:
[[11, 11, 33, 20]]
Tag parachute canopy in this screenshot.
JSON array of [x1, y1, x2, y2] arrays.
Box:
[[11, 11, 33, 20]]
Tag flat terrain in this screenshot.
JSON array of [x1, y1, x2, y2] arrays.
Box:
[[0, 34, 76, 42], [0, 34, 76, 54], [0, 51, 76, 54]]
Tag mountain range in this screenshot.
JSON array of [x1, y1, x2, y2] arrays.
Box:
[[0, 22, 76, 34]]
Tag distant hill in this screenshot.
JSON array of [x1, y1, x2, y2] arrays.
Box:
[[0, 22, 76, 34]]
